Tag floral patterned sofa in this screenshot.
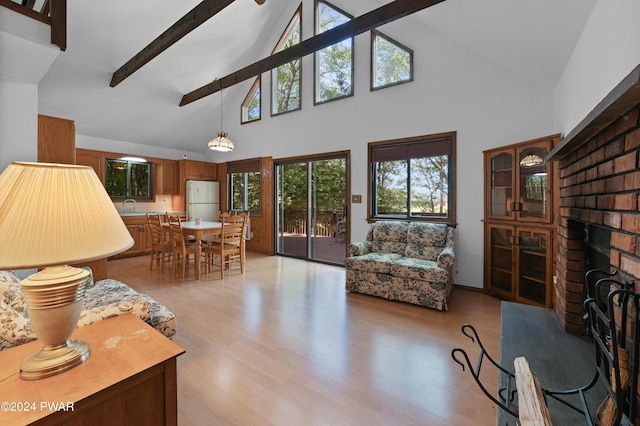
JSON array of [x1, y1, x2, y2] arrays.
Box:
[[345, 221, 456, 311], [0, 270, 177, 351]]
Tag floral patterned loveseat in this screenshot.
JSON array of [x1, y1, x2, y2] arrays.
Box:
[[0, 270, 177, 351], [345, 221, 456, 311]]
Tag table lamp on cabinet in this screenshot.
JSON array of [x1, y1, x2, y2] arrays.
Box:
[[0, 162, 133, 380]]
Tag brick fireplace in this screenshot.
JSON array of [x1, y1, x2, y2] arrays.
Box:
[[551, 64, 640, 333]]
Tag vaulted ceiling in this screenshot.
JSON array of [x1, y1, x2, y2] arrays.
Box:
[[33, 0, 597, 153]]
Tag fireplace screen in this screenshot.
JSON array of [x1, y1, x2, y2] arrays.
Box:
[[587, 224, 611, 272]]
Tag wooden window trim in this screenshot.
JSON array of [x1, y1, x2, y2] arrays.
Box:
[[270, 4, 303, 117], [370, 29, 414, 91], [367, 132, 457, 226], [241, 76, 261, 124], [313, 0, 354, 106]]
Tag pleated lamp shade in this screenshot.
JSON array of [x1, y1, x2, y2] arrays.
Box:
[[0, 162, 133, 269]]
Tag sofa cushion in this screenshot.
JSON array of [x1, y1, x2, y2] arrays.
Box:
[[78, 298, 152, 328], [405, 245, 443, 262], [408, 222, 448, 246], [0, 300, 35, 348], [405, 223, 449, 261], [371, 221, 409, 254], [0, 271, 25, 313], [390, 257, 449, 283], [84, 279, 177, 338], [345, 253, 403, 274]]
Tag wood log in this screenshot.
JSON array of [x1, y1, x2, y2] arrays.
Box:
[[514, 356, 553, 426]]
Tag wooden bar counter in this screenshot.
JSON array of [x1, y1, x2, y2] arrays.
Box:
[[0, 314, 184, 426]]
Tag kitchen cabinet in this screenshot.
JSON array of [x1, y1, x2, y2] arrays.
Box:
[[485, 224, 553, 307], [40, 123, 107, 281], [159, 159, 179, 194], [76, 148, 106, 183], [183, 160, 217, 180], [38, 114, 76, 164], [112, 216, 152, 258], [485, 137, 555, 223], [484, 134, 559, 308]]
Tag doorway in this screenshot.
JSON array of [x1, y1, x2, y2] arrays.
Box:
[[276, 153, 349, 265]]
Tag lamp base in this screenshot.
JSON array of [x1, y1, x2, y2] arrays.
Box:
[[20, 339, 90, 380]]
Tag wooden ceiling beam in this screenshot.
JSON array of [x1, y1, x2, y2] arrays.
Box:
[[110, 0, 236, 88], [179, 0, 445, 106]]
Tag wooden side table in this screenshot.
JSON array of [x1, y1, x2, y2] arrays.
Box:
[[0, 313, 184, 426]]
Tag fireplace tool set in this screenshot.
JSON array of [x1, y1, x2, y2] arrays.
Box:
[[451, 270, 639, 426]]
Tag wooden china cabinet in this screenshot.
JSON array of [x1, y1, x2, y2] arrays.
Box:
[[483, 134, 560, 308]]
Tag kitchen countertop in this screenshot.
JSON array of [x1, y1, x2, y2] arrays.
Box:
[[119, 211, 182, 217]]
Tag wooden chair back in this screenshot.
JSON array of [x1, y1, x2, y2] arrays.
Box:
[[166, 212, 185, 224], [203, 219, 245, 279], [146, 213, 172, 271], [169, 221, 197, 278]]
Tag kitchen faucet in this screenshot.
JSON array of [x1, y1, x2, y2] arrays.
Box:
[[121, 199, 137, 212]]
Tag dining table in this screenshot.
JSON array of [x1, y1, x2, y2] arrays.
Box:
[[166, 220, 222, 279]]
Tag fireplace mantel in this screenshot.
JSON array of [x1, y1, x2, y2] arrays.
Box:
[[548, 63, 640, 161]]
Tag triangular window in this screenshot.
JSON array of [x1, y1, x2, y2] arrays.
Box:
[[241, 77, 261, 124], [371, 30, 413, 90], [314, 0, 353, 104], [271, 4, 302, 116]]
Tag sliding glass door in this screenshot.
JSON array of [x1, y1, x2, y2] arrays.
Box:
[[276, 154, 348, 265]]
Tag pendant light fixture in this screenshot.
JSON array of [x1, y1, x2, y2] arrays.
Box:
[[208, 86, 234, 152], [519, 152, 544, 167]]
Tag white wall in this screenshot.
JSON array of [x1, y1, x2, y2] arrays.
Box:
[[219, 10, 556, 288], [554, 0, 640, 135], [0, 7, 59, 172], [76, 134, 211, 162], [0, 81, 38, 172]]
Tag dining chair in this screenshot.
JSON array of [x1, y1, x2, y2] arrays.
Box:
[[203, 219, 245, 279], [167, 211, 196, 242], [166, 212, 182, 224], [169, 221, 199, 278], [235, 212, 250, 267], [147, 213, 172, 272]]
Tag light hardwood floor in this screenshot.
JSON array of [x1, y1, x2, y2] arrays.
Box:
[[107, 253, 502, 425]]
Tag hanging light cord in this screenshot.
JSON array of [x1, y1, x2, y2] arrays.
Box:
[[220, 87, 224, 132]]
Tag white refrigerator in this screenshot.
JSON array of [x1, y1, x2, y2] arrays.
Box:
[[186, 180, 220, 222]]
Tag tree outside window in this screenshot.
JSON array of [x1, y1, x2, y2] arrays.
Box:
[[369, 133, 456, 224], [106, 159, 152, 199], [371, 30, 413, 90], [315, 1, 353, 104], [241, 77, 261, 124], [271, 6, 302, 116], [230, 172, 261, 213]]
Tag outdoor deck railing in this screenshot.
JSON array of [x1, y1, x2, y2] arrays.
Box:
[[282, 209, 345, 237]]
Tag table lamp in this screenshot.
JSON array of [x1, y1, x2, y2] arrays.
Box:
[[0, 162, 133, 380]]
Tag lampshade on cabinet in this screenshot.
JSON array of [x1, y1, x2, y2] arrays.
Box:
[[0, 162, 133, 379]]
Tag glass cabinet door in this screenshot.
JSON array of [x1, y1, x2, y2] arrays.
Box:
[[516, 228, 552, 307], [516, 141, 552, 223], [487, 225, 514, 298], [488, 151, 513, 219]]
